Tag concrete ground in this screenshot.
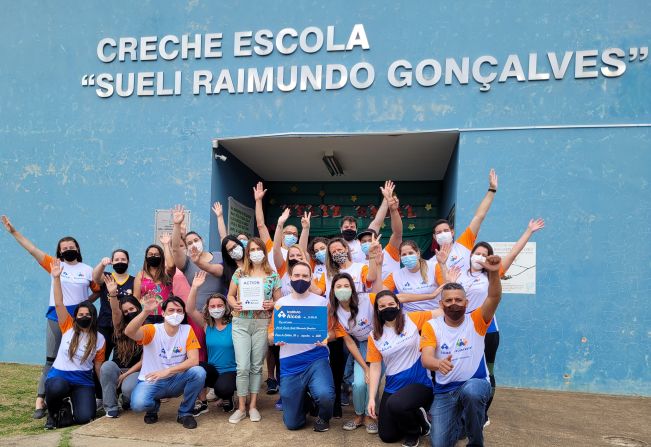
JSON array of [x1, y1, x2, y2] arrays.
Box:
[[2, 387, 649, 447]]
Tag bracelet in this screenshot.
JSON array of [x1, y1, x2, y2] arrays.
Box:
[[108, 294, 118, 299], [488, 188, 497, 193]]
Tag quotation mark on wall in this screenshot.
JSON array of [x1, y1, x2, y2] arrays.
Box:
[[81, 74, 96, 87], [629, 47, 648, 62]]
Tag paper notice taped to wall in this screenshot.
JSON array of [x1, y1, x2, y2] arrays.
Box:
[[489, 242, 536, 294], [228, 197, 255, 237], [155, 209, 191, 244]]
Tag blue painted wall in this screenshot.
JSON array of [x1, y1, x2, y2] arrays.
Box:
[[1, 0, 649, 395]]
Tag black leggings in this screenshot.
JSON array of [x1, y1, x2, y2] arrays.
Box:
[[484, 331, 500, 412], [378, 383, 434, 443], [328, 338, 345, 411], [45, 377, 96, 424], [199, 362, 237, 401]]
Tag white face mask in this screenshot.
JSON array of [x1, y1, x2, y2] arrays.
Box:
[[249, 250, 265, 264], [229, 245, 244, 260], [164, 313, 184, 327], [209, 308, 225, 319], [187, 240, 204, 255], [471, 254, 486, 271], [435, 231, 453, 246]]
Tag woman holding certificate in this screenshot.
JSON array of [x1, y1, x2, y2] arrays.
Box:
[[227, 237, 281, 424]]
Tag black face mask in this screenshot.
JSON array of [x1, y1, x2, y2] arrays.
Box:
[[379, 307, 400, 322], [146, 256, 162, 268], [76, 316, 92, 329], [290, 279, 311, 294], [123, 311, 139, 324], [341, 229, 357, 242], [113, 262, 128, 274], [61, 250, 79, 262], [443, 304, 466, 322]]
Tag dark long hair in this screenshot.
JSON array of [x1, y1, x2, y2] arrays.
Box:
[[142, 244, 171, 285], [221, 235, 243, 288], [371, 290, 405, 340], [56, 237, 82, 262], [113, 295, 142, 366], [68, 301, 98, 363], [328, 273, 360, 331]]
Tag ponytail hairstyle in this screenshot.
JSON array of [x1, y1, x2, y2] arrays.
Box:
[[113, 295, 142, 366], [68, 301, 98, 363], [328, 273, 360, 331], [399, 240, 429, 284], [371, 290, 405, 341]]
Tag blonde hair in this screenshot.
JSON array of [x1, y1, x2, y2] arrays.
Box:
[[400, 240, 428, 284]]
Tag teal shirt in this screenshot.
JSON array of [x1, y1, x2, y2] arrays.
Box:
[[205, 323, 236, 373]]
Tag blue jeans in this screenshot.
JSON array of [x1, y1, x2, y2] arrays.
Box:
[[430, 378, 491, 447], [130, 366, 206, 418], [44, 377, 95, 424], [280, 357, 335, 430]]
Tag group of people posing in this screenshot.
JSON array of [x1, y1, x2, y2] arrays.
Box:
[[3, 169, 545, 447]]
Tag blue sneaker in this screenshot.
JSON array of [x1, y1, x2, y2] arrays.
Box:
[[275, 398, 283, 411]]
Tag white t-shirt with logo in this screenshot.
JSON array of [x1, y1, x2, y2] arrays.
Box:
[[138, 323, 201, 381], [384, 258, 441, 312], [333, 293, 375, 342]]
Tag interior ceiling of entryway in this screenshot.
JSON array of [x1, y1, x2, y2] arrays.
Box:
[[218, 132, 459, 182]]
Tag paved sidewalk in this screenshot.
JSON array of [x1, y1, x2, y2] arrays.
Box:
[[3, 387, 649, 447]]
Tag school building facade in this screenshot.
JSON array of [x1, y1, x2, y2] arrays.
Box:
[[1, 1, 649, 396]]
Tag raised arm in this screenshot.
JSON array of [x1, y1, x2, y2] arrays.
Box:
[[105, 274, 123, 328], [212, 202, 229, 244], [92, 257, 112, 285], [366, 233, 383, 292], [50, 259, 70, 323], [125, 295, 158, 341], [253, 182, 271, 243], [2, 215, 47, 265], [299, 211, 311, 253], [502, 218, 544, 272], [468, 169, 498, 236], [273, 208, 290, 271], [171, 205, 188, 270], [368, 181, 392, 233], [159, 232, 176, 276], [186, 271, 207, 328], [385, 193, 403, 250], [479, 255, 503, 323]]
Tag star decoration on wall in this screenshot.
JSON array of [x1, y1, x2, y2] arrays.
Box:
[[425, 203, 432, 211], [408, 223, 416, 231], [350, 195, 358, 202], [381, 223, 387, 229]]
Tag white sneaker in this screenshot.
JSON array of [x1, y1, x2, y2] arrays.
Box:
[[484, 417, 491, 428], [249, 408, 261, 422], [206, 388, 217, 401], [229, 409, 247, 424]]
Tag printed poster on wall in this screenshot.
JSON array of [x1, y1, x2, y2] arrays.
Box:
[[155, 209, 191, 244], [489, 242, 536, 294], [228, 196, 255, 237]]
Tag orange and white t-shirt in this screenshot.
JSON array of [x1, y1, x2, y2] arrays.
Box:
[[138, 323, 201, 380], [420, 309, 491, 394], [383, 257, 442, 312], [444, 227, 477, 271], [47, 315, 106, 386], [366, 310, 434, 394], [455, 264, 504, 332]]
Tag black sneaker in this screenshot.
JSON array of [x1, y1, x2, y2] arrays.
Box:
[[192, 401, 209, 416], [313, 417, 330, 432], [402, 434, 420, 447], [144, 413, 158, 424], [177, 415, 198, 429], [333, 405, 343, 419], [44, 414, 56, 430], [222, 398, 234, 413], [418, 407, 431, 436], [266, 378, 279, 395], [33, 407, 47, 419]]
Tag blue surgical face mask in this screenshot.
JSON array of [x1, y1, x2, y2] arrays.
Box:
[[315, 249, 326, 264], [240, 239, 248, 248], [284, 234, 298, 247], [361, 242, 371, 255], [401, 254, 419, 269]]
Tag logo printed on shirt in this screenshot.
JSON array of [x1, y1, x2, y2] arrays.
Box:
[[441, 343, 449, 350], [404, 282, 411, 287], [456, 338, 469, 347]]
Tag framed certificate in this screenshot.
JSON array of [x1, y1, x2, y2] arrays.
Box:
[[240, 277, 264, 310], [273, 305, 328, 344]]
